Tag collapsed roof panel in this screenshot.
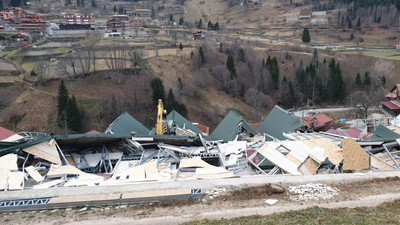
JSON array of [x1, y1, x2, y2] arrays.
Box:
[[258, 105, 304, 140], [22, 139, 61, 165], [167, 110, 203, 135], [0, 126, 15, 140], [0, 135, 52, 157], [54, 133, 130, 146], [105, 112, 150, 136], [367, 125, 400, 142], [210, 110, 259, 142]]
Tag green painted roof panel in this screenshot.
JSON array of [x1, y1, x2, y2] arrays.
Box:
[[210, 110, 258, 142], [366, 125, 400, 142], [167, 110, 202, 135], [257, 105, 304, 140], [105, 112, 150, 136]]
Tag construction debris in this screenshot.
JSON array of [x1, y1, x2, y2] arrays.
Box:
[[0, 105, 400, 193], [288, 183, 340, 201], [264, 199, 279, 205]]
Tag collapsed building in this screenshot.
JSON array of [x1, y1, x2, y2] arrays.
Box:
[[0, 103, 399, 192]]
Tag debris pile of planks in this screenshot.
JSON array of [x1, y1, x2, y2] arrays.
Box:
[[2, 108, 400, 192]]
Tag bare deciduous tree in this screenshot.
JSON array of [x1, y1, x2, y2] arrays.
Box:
[[128, 48, 146, 75]]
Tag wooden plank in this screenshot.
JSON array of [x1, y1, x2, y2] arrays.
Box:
[[298, 157, 319, 175], [285, 154, 302, 165], [33, 179, 65, 189], [47, 165, 84, 177], [303, 139, 343, 165], [0, 134, 24, 142], [0, 154, 18, 190], [257, 144, 302, 175], [7, 171, 25, 190], [342, 139, 369, 171], [179, 157, 215, 169], [64, 175, 104, 187], [371, 153, 396, 170], [25, 166, 44, 182], [23, 139, 61, 165], [127, 164, 146, 180]]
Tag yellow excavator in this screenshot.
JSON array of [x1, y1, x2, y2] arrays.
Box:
[[156, 99, 164, 135]]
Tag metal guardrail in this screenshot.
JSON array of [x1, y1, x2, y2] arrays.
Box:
[[0, 189, 203, 212], [0, 197, 51, 208]]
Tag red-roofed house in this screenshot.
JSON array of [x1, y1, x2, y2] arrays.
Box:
[[325, 127, 372, 140], [300, 113, 333, 132], [196, 124, 209, 136], [85, 130, 101, 134], [382, 84, 400, 116], [0, 126, 15, 140]]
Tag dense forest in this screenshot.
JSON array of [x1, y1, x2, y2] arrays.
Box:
[[312, 0, 400, 28]]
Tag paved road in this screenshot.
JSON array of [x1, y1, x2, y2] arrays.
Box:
[[293, 107, 354, 117]]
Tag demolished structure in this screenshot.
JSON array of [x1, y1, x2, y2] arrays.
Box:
[[0, 104, 400, 194]]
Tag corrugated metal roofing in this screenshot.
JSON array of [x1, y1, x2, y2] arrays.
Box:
[[105, 112, 150, 136], [167, 110, 202, 135], [366, 125, 400, 142], [54, 133, 131, 146], [258, 105, 304, 140], [210, 110, 258, 142], [0, 135, 51, 157]]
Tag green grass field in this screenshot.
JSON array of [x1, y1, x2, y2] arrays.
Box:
[[343, 50, 400, 60], [187, 200, 400, 225]]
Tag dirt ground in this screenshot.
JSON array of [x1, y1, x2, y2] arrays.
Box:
[[2, 177, 400, 225]]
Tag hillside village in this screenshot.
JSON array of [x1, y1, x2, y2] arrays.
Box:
[[1, 0, 400, 224]]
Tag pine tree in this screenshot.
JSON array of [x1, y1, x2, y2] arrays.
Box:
[[151, 6, 155, 19], [179, 43, 183, 51], [57, 80, 69, 124], [197, 19, 203, 28], [270, 57, 279, 90], [113, 4, 117, 13], [363, 71, 371, 86], [66, 96, 82, 132], [214, 22, 220, 30], [207, 21, 213, 29], [357, 17, 361, 27], [91, 0, 96, 7], [0, 0, 3, 11], [151, 77, 165, 105], [327, 59, 345, 102], [302, 28, 311, 43], [199, 47, 206, 66], [226, 55, 237, 79], [165, 89, 175, 113], [119, 6, 123, 14], [76, 0, 80, 7], [355, 72, 362, 87], [179, 17, 184, 25], [169, 14, 174, 21]]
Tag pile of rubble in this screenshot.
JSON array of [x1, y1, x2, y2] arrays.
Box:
[[1, 104, 400, 192], [288, 183, 340, 201]]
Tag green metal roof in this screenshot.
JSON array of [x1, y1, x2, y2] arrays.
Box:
[[0, 135, 51, 157], [257, 105, 304, 140], [366, 125, 400, 142], [210, 110, 258, 142], [54, 133, 131, 146], [167, 110, 202, 135], [105, 112, 150, 136]]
